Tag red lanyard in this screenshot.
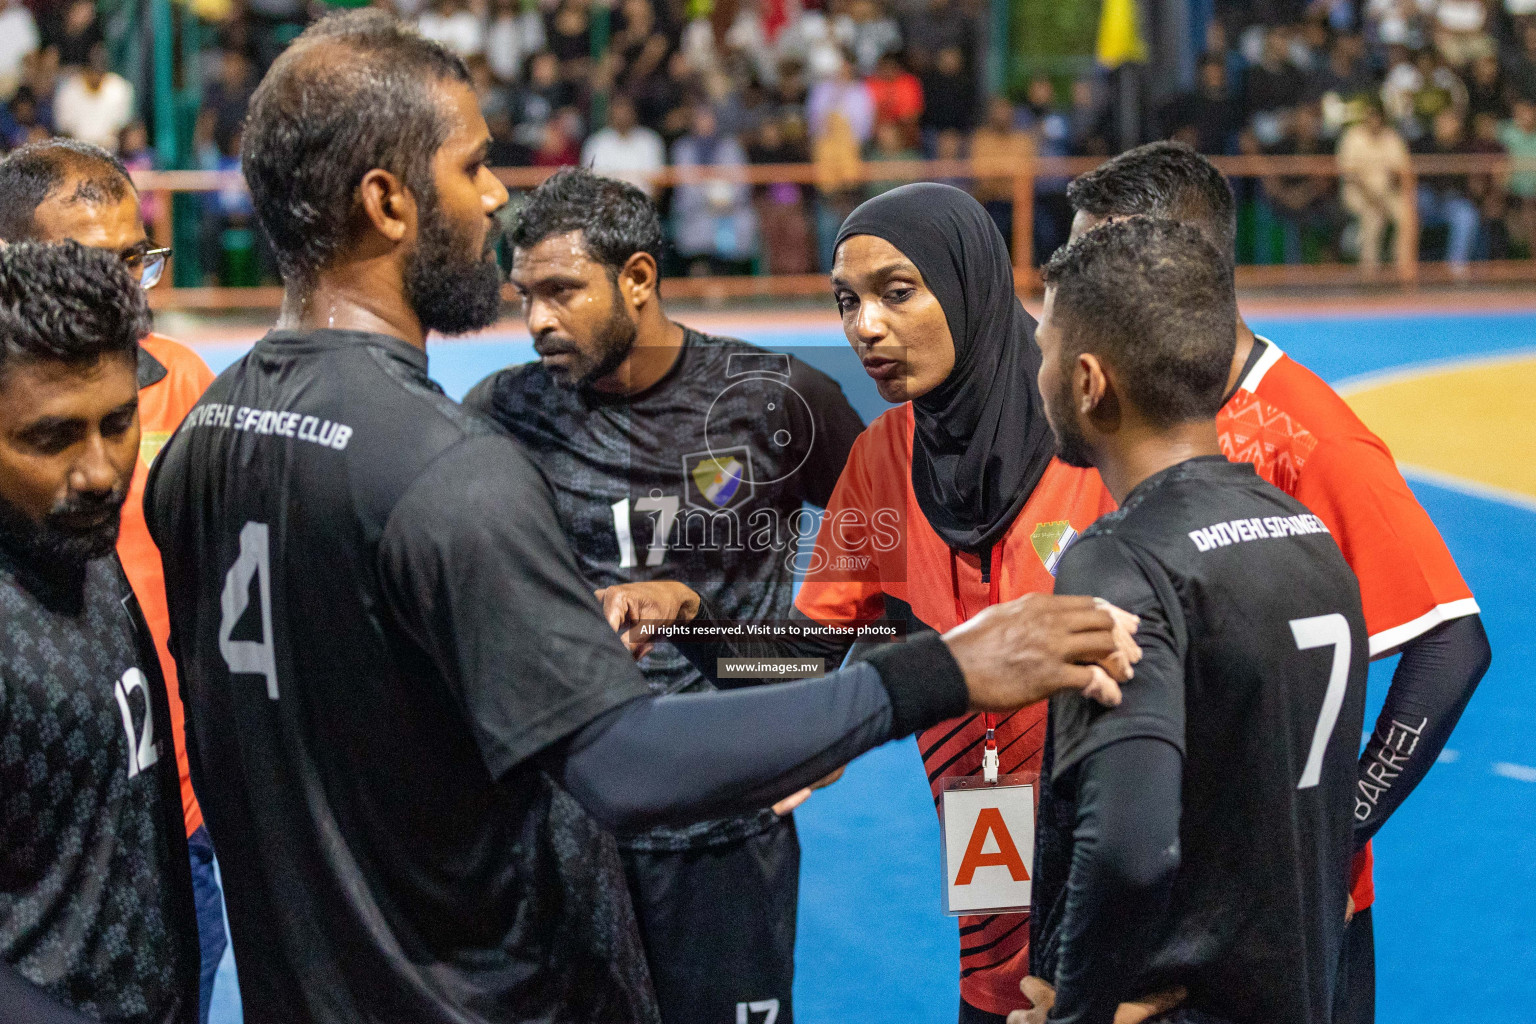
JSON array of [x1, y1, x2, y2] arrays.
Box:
[[951, 542, 1004, 782]]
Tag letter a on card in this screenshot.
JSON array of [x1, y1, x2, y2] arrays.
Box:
[[940, 775, 1036, 915]]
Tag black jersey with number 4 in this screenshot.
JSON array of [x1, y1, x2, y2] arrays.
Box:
[[145, 329, 660, 1024], [1040, 457, 1368, 1024]]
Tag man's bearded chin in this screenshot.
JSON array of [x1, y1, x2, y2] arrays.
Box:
[[404, 193, 505, 336], [573, 298, 638, 387], [0, 488, 127, 566], [1047, 380, 1097, 470]]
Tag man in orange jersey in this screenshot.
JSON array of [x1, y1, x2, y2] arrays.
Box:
[[1057, 142, 1491, 1024], [0, 140, 223, 1024]]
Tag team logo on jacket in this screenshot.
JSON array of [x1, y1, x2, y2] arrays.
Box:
[[1030, 521, 1078, 576], [139, 430, 173, 469], [683, 446, 754, 510]]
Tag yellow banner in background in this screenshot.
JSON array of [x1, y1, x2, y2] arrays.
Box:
[[1096, 0, 1148, 68]]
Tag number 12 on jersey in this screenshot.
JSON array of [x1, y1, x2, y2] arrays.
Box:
[[1290, 613, 1353, 791]]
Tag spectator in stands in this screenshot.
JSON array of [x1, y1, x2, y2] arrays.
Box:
[[1259, 102, 1342, 263], [1409, 49, 1468, 137], [631, 48, 692, 142], [466, 55, 518, 164], [535, 109, 583, 167], [548, 0, 594, 83], [607, 0, 666, 87], [1314, 33, 1376, 132], [582, 93, 666, 197], [1466, 53, 1510, 120], [834, 0, 901, 76], [49, 0, 101, 71], [1415, 108, 1482, 275], [1367, 0, 1431, 50], [1203, 19, 1245, 100], [779, 10, 843, 81], [808, 50, 873, 147], [1338, 100, 1415, 276], [1502, 21, 1536, 102], [970, 95, 1034, 252], [723, 0, 782, 90], [511, 50, 572, 158], [1245, 27, 1306, 145], [1066, 77, 1112, 156], [671, 102, 758, 274], [1020, 76, 1075, 256], [197, 122, 260, 285], [1499, 97, 1536, 252], [867, 51, 921, 139], [1381, 42, 1426, 126], [866, 118, 919, 196], [1467, 110, 1510, 257], [54, 43, 133, 152], [1290, 10, 1332, 72], [119, 121, 160, 234], [810, 92, 865, 269], [919, 45, 974, 141], [0, 86, 49, 148], [774, 56, 809, 115], [1434, 0, 1494, 67], [1161, 54, 1243, 153], [417, 0, 485, 59], [931, 126, 968, 186], [748, 115, 815, 274], [486, 0, 546, 83], [246, 0, 308, 73], [0, 0, 39, 100], [903, 0, 973, 73], [201, 49, 255, 156]]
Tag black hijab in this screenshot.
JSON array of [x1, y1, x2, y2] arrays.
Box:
[[836, 183, 1057, 555]]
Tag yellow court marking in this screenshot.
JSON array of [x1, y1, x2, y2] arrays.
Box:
[[1342, 353, 1536, 501]]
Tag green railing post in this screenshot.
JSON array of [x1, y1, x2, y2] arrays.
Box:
[[151, 0, 176, 165]]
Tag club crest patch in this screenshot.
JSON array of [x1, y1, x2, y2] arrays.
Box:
[[139, 430, 173, 469], [1030, 521, 1079, 576], [683, 447, 754, 510]]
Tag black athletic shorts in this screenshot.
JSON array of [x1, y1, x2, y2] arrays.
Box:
[[622, 813, 799, 1024]]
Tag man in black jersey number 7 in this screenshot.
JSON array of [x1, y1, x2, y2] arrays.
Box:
[[1012, 217, 1368, 1024]]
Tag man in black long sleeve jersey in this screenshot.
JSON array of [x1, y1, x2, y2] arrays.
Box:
[[145, 14, 1141, 1024], [1016, 218, 1368, 1024], [1063, 143, 1491, 1024], [0, 243, 199, 1024]]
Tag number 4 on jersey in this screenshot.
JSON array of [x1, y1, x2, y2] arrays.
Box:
[[220, 521, 279, 699], [1290, 613, 1353, 790]]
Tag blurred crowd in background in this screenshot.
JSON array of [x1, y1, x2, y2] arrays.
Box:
[[2, 0, 1535, 282]]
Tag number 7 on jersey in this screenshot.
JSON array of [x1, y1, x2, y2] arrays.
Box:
[[1290, 613, 1353, 790]]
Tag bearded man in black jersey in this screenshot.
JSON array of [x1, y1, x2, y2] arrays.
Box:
[[0, 242, 199, 1024], [144, 12, 1143, 1024], [464, 168, 865, 1024], [1011, 218, 1368, 1024]]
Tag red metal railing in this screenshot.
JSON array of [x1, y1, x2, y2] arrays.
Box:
[[134, 153, 1536, 310]]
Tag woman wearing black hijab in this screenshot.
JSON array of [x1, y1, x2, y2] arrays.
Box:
[[794, 183, 1119, 1024]]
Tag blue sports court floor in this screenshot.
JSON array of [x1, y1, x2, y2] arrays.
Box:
[[190, 306, 1536, 1023]]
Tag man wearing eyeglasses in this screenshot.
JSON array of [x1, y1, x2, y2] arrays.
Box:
[[0, 138, 224, 1024]]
